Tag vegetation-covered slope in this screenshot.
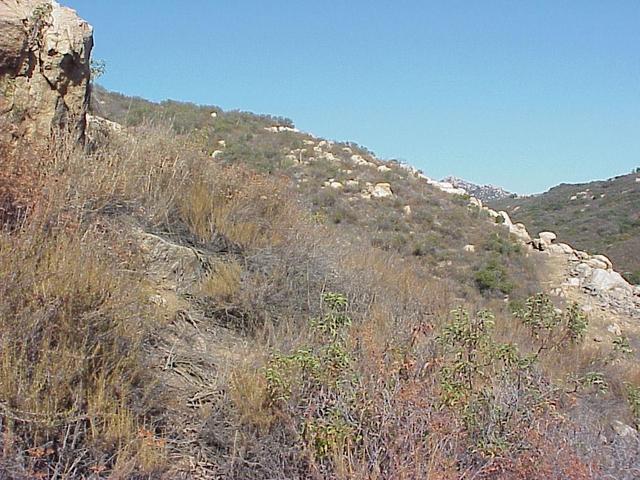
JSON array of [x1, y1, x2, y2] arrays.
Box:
[[1, 85, 639, 479], [491, 172, 640, 284]]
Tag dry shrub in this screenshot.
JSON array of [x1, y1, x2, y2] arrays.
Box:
[[0, 126, 46, 226], [229, 359, 274, 433], [0, 129, 170, 477], [199, 259, 242, 302], [176, 164, 299, 250], [0, 221, 166, 478]]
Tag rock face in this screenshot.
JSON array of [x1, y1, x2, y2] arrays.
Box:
[[442, 176, 513, 202], [371, 183, 394, 199], [0, 0, 93, 140]]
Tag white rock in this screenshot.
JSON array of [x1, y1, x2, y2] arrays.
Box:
[[585, 258, 609, 270], [351, 154, 369, 166], [320, 152, 339, 162], [468, 197, 483, 208], [563, 277, 581, 288], [499, 211, 514, 227], [586, 269, 632, 292], [345, 180, 359, 188], [403, 205, 412, 216], [372, 183, 394, 198], [211, 150, 224, 159], [264, 126, 299, 133], [510, 223, 532, 243], [329, 181, 343, 189], [592, 254, 613, 270], [548, 243, 575, 255], [539, 231, 557, 245], [575, 250, 590, 260], [573, 263, 593, 278], [463, 244, 476, 253], [484, 208, 500, 218], [377, 165, 392, 172], [428, 180, 467, 196]]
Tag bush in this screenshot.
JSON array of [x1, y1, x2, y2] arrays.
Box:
[[474, 257, 514, 295]]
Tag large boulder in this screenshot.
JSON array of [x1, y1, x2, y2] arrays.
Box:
[[0, 0, 93, 141], [585, 269, 632, 293], [538, 231, 557, 246], [372, 182, 394, 199]]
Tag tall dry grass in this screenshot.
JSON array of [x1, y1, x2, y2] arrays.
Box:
[[0, 116, 629, 479]]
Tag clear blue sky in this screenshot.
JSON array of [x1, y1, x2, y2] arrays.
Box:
[[66, 1, 639, 194]]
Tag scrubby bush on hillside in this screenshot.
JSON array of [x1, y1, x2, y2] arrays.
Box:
[[474, 257, 514, 295]]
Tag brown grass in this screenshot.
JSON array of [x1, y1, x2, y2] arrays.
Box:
[[0, 114, 628, 479]]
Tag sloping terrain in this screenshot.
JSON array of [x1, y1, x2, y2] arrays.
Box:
[[491, 173, 640, 284], [2, 4, 640, 477]]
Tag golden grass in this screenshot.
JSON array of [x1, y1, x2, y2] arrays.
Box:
[[199, 259, 242, 302], [229, 359, 274, 433]]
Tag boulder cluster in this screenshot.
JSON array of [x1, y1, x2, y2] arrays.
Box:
[[476, 200, 638, 318]]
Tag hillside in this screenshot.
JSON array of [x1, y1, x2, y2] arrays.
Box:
[[491, 173, 640, 284], [2, 3, 640, 479]]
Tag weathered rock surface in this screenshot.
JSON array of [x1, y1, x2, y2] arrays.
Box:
[[371, 182, 394, 199], [0, 0, 93, 140], [539, 231, 557, 246], [135, 230, 204, 292]]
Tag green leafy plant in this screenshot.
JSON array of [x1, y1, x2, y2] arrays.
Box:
[[613, 335, 633, 356], [571, 372, 609, 395], [265, 292, 359, 461], [437, 307, 543, 456], [625, 384, 640, 429], [513, 293, 588, 355], [91, 59, 107, 81]]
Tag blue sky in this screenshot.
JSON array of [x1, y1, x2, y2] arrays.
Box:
[[66, 1, 639, 194]]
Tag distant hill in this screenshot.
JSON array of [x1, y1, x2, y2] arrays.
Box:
[[443, 176, 513, 202], [490, 172, 640, 284]]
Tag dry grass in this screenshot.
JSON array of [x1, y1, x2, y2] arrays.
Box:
[[199, 259, 242, 302], [0, 114, 632, 478]]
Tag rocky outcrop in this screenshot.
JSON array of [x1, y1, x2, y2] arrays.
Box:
[[526, 230, 640, 318], [0, 0, 93, 140], [442, 176, 513, 202], [426, 179, 467, 196]]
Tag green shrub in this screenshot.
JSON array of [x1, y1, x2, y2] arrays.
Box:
[[513, 293, 588, 355], [438, 308, 546, 456], [474, 257, 514, 295]]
